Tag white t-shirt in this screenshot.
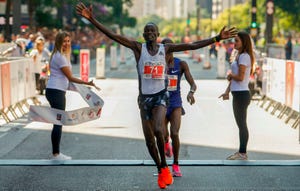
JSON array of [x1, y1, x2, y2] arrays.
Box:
[[30, 48, 50, 73], [230, 53, 251, 91], [46, 52, 71, 91]]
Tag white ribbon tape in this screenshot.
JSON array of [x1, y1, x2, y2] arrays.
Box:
[[28, 82, 104, 126]]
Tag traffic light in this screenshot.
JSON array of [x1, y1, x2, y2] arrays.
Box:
[[251, 0, 257, 28], [187, 13, 191, 26], [251, 21, 257, 28], [250, 0, 258, 41]]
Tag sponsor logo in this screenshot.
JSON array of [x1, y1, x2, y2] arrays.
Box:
[[86, 94, 91, 100], [97, 108, 102, 116], [88, 110, 95, 118]]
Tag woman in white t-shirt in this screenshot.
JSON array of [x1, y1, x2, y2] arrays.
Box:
[[46, 31, 97, 160], [29, 37, 51, 94], [219, 31, 255, 160]]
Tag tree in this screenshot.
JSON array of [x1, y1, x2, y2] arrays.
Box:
[[28, 0, 36, 30], [27, 0, 66, 30], [4, 0, 11, 41], [272, 0, 300, 30], [26, 0, 135, 32], [212, 3, 250, 33], [77, 0, 136, 34]]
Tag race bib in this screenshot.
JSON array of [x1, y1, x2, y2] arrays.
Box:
[[167, 75, 178, 91], [143, 62, 165, 79]]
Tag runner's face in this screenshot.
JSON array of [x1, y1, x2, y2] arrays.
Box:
[[62, 36, 71, 52], [143, 24, 159, 42]]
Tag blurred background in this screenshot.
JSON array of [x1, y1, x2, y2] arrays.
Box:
[[0, 0, 299, 60]]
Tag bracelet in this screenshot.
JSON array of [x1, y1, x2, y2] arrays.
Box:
[[213, 35, 221, 42], [189, 89, 195, 93]]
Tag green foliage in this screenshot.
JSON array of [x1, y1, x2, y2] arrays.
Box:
[[35, 9, 60, 28], [92, 0, 136, 31], [273, 0, 300, 30], [127, 0, 300, 43], [160, 18, 186, 37], [273, 0, 300, 16], [30, 0, 136, 32], [212, 3, 250, 32]]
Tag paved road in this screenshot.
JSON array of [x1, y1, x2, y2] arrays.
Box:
[[0, 51, 300, 190]]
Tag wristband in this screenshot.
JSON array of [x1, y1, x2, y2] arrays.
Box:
[[213, 35, 221, 42]]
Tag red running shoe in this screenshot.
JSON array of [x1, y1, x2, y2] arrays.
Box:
[[172, 164, 182, 177], [164, 142, 173, 158], [158, 171, 167, 189], [161, 167, 173, 185]]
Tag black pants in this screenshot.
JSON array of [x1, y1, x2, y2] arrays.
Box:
[[35, 73, 40, 90], [45, 88, 66, 154], [232, 91, 251, 153]]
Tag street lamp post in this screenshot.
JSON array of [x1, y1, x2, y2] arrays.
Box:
[[4, 0, 11, 41], [228, 0, 231, 27], [12, 0, 21, 36], [186, 13, 190, 37], [196, 0, 201, 39], [265, 0, 274, 44]]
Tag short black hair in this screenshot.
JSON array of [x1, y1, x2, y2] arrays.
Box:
[[145, 22, 159, 32]]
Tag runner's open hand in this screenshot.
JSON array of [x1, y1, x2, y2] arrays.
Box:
[[76, 2, 93, 20], [219, 26, 238, 40]]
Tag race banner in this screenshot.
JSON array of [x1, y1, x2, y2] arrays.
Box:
[[217, 46, 226, 78], [28, 82, 104, 126], [10, 61, 19, 105], [0, 65, 2, 109], [267, 58, 286, 103], [1, 62, 11, 108], [80, 49, 90, 82], [110, 46, 117, 70], [96, 48, 105, 79], [285, 60, 295, 107]]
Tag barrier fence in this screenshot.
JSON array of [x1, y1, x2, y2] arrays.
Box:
[[0, 57, 40, 123], [254, 57, 300, 130]]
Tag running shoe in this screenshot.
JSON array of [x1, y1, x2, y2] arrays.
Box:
[[226, 152, 248, 160], [51, 153, 72, 160], [158, 171, 167, 189], [161, 167, 173, 185], [172, 164, 182, 177], [164, 142, 173, 158]]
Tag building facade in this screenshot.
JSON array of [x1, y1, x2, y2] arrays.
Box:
[[125, 0, 196, 20]]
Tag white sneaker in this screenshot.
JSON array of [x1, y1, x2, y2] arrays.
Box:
[[226, 152, 248, 160], [51, 153, 72, 160]]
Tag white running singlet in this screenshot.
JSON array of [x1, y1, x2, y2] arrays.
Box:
[[137, 43, 167, 95]]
